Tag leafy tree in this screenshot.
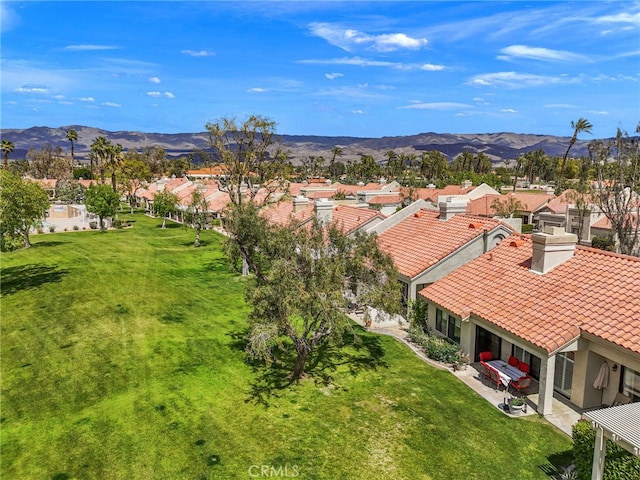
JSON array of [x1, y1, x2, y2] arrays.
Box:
[[105, 143, 124, 192], [592, 125, 640, 256], [491, 195, 525, 218], [142, 145, 167, 177], [420, 150, 449, 181], [26, 145, 71, 180], [0, 170, 49, 250], [2, 139, 15, 169], [166, 156, 191, 178], [184, 189, 209, 247], [205, 115, 288, 206], [153, 190, 179, 229], [238, 204, 401, 380], [55, 179, 86, 204], [85, 184, 120, 231], [66, 129, 78, 164], [73, 166, 92, 180], [119, 156, 152, 211]]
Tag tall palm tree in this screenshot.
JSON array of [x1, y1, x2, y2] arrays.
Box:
[[560, 117, 592, 179], [105, 143, 124, 192], [66, 129, 78, 164], [90, 136, 112, 185], [329, 146, 343, 178], [1, 139, 15, 168]]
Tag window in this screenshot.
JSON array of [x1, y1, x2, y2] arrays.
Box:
[[435, 308, 460, 344], [621, 367, 640, 402], [512, 345, 541, 380], [435, 309, 444, 334]]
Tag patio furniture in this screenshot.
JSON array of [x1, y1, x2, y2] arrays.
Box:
[[479, 361, 491, 380], [478, 351, 493, 362], [518, 362, 530, 374], [508, 356, 519, 367], [487, 360, 525, 389], [609, 393, 631, 407], [488, 367, 504, 391], [510, 375, 532, 394]]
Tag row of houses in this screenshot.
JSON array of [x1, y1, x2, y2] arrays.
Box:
[[33, 173, 639, 419]]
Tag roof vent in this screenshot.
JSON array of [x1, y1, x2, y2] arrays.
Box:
[[529, 226, 578, 274], [439, 197, 467, 221], [469, 222, 483, 229], [293, 195, 309, 213], [315, 198, 334, 225]]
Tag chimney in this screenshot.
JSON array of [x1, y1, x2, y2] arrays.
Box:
[[462, 179, 472, 189], [293, 195, 309, 213], [157, 180, 166, 192], [315, 198, 334, 225], [530, 226, 578, 274], [439, 197, 467, 221]]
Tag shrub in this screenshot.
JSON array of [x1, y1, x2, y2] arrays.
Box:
[[572, 420, 640, 480], [63, 227, 68, 232], [408, 300, 428, 330], [37, 227, 44, 234], [112, 219, 123, 229], [521, 224, 534, 233], [48, 226, 56, 233], [89, 221, 98, 230], [425, 336, 460, 363], [592, 236, 616, 252], [73, 225, 79, 231]]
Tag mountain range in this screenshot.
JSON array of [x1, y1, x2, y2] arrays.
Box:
[[0, 125, 592, 165]]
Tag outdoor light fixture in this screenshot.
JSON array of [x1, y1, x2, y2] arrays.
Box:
[[612, 364, 618, 372]]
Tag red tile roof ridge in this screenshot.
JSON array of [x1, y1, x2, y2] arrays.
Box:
[[575, 244, 640, 262]]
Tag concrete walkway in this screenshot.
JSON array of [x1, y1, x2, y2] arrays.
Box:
[[353, 314, 582, 437]]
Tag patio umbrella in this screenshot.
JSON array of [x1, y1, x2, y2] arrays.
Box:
[[593, 362, 609, 390]]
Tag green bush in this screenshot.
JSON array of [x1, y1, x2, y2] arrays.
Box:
[[408, 300, 429, 330], [425, 336, 460, 363], [592, 236, 616, 252], [89, 221, 98, 230], [73, 225, 79, 231], [48, 225, 56, 233], [572, 420, 640, 480], [521, 224, 534, 233]]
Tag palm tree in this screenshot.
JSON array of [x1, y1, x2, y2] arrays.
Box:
[[66, 129, 78, 164], [560, 118, 592, 180], [2, 139, 15, 168], [329, 146, 343, 178], [105, 143, 124, 192], [90, 136, 112, 185]]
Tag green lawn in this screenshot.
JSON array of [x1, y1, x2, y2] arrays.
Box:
[[0, 214, 571, 479]]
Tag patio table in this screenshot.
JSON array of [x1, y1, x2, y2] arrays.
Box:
[[487, 360, 526, 388]]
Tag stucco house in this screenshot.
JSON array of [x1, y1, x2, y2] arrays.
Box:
[[418, 226, 640, 416], [367, 198, 513, 311]]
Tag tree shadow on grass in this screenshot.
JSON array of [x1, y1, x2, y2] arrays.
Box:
[[226, 325, 387, 407], [540, 449, 573, 479], [31, 241, 68, 248], [0, 264, 68, 297]]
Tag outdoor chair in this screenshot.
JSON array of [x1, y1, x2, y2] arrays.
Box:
[[488, 367, 503, 391], [510, 375, 532, 394], [610, 393, 632, 407], [479, 361, 491, 380], [479, 351, 493, 362], [518, 362, 530, 374], [508, 356, 519, 367]]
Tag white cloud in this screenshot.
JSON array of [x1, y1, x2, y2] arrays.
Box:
[[15, 84, 51, 94], [325, 72, 343, 80], [149, 77, 161, 84], [594, 12, 640, 25], [351, 109, 364, 114], [400, 102, 473, 110], [498, 45, 588, 62], [545, 103, 576, 109], [164, 92, 175, 98], [420, 64, 445, 71], [147, 91, 162, 97], [78, 97, 95, 102], [181, 49, 215, 57], [64, 44, 118, 51], [467, 71, 577, 88], [147, 91, 175, 98], [299, 57, 399, 68], [308, 23, 427, 53], [102, 102, 121, 108], [500, 108, 518, 113], [0, 3, 20, 32], [247, 87, 268, 93]]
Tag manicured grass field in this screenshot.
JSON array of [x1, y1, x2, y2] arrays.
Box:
[[1, 214, 571, 479]]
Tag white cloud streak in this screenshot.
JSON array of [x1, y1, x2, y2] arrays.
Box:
[[101, 102, 121, 108], [149, 77, 161, 84], [467, 71, 578, 88], [181, 49, 215, 57], [325, 72, 343, 80], [309, 23, 427, 53], [498, 45, 588, 62], [64, 44, 119, 51], [400, 102, 473, 110]]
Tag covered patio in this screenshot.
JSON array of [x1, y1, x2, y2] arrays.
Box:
[[582, 402, 640, 480]]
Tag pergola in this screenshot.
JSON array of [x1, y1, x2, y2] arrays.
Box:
[[582, 402, 640, 480]]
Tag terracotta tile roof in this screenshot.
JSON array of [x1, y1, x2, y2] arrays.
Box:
[[508, 192, 555, 212], [188, 165, 226, 176], [419, 236, 640, 354], [334, 182, 382, 195], [304, 189, 338, 199], [367, 194, 404, 205], [592, 216, 611, 229], [408, 185, 475, 203], [377, 210, 507, 279], [30, 178, 57, 189], [465, 192, 556, 216], [261, 201, 383, 234], [466, 194, 502, 216]]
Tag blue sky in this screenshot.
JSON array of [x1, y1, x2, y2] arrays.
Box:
[[1, 1, 638, 138]]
